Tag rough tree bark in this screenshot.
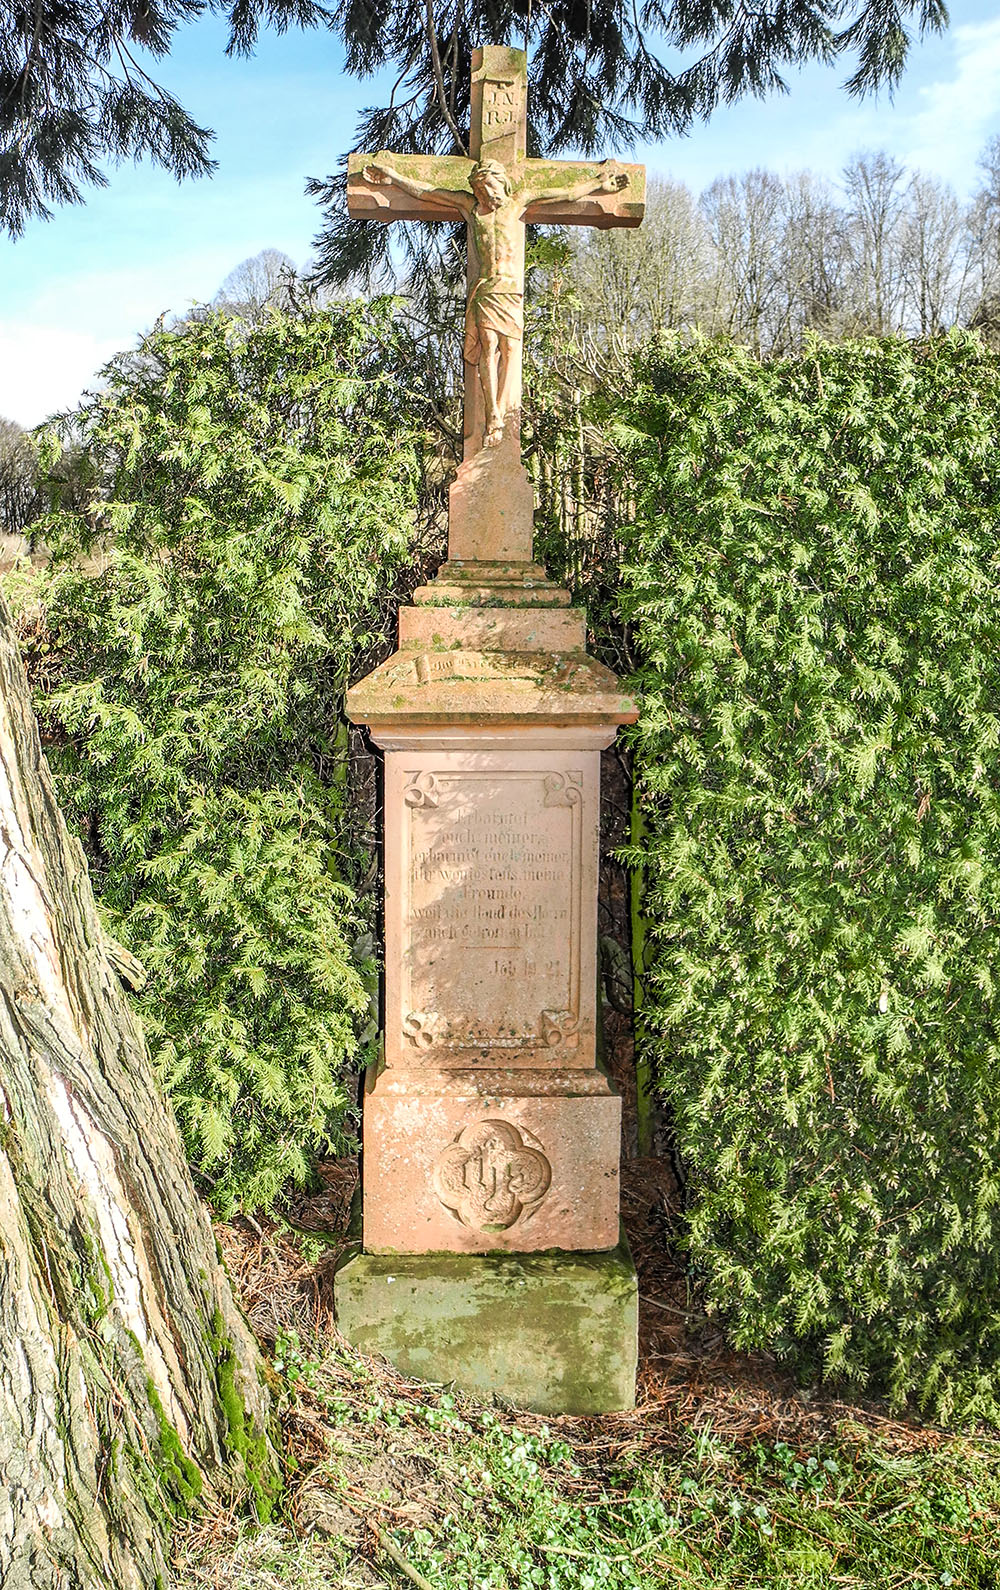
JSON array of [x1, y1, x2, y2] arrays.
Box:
[[0, 586, 279, 1590]]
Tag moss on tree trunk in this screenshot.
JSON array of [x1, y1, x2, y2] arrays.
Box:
[[0, 589, 279, 1589]]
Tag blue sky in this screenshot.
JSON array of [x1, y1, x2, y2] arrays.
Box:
[[3, 1, 1000, 425]]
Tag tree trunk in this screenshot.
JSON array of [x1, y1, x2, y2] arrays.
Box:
[[0, 589, 279, 1590]]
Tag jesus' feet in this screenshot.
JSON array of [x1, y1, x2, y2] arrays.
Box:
[[485, 420, 504, 447]]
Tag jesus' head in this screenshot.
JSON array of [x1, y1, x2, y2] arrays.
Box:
[[470, 159, 513, 210]]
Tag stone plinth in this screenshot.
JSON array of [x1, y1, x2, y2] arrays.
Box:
[[334, 1231, 638, 1415], [363, 1070, 621, 1253], [343, 693, 634, 1260]]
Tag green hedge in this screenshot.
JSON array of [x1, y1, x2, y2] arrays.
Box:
[[616, 332, 1000, 1423], [37, 304, 419, 1213], [28, 303, 1000, 1420]]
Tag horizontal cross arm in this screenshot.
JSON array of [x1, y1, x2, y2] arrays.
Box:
[[347, 151, 475, 224], [520, 160, 645, 229]]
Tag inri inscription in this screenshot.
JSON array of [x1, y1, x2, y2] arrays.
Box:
[[396, 765, 586, 1060]]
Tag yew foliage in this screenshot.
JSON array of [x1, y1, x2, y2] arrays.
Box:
[[617, 332, 1000, 1422], [36, 304, 418, 1213], [26, 301, 1000, 1422]]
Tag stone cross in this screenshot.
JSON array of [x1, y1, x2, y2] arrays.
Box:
[[347, 45, 644, 459], [337, 46, 644, 1416]]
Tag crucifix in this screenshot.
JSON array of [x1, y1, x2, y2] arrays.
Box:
[[348, 45, 644, 459], [338, 46, 643, 1415]]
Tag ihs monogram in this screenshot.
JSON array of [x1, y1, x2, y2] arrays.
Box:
[[432, 1119, 551, 1230]]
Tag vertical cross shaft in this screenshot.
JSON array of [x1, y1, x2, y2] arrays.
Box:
[[463, 47, 529, 456]]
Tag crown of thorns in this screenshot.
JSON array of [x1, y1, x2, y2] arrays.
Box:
[[470, 159, 512, 195]]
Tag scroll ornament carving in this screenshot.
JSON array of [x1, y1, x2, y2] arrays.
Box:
[[433, 1119, 551, 1229], [543, 771, 583, 807], [403, 771, 442, 808], [540, 1009, 580, 1049], [402, 1011, 439, 1049]]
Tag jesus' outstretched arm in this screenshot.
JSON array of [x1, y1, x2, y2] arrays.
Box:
[[362, 155, 475, 215], [524, 158, 630, 209]]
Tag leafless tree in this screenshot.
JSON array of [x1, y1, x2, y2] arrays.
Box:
[[898, 172, 972, 334], [777, 171, 852, 347], [520, 147, 1000, 371], [701, 169, 786, 351], [841, 152, 909, 334], [566, 177, 711, 360], [214, 248, 299, 321], [0, 418, 40, 557], [967, 136, 1000, 342]]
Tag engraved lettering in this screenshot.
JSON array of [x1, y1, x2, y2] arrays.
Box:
[[402, 768, 584, 1056], [483, 79, 518, 131]]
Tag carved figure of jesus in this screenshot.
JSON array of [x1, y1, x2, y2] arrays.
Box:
[[363, 154, 630, 447]]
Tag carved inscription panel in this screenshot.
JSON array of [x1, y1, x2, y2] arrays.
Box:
[[385, 753, 599, 1066], [482, 77, 519, 134]]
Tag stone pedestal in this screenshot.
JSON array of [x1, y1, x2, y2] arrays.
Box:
[[335, 1230, 638, 1416], [337, 437, 639, 1413]]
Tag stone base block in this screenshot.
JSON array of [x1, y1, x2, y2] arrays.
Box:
[[447, 424, 534, 562], [334, 1232, 638, 1414], [363, 1075, 621, 1254]]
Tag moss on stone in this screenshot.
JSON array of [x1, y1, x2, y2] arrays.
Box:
[[334, 1233, 638, 1415]]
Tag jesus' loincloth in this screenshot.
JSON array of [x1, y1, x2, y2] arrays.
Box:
[[463, 278, 524, 364]]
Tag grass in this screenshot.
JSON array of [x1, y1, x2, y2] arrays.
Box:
[[171, 1214, 1000, 1590]]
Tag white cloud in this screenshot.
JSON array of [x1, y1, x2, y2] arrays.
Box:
[[903, 17, 1000, 187], [0, 249, 249, 425], [653, 6, 1000, 197], [2, 240, 305, 424], [0, 324, 121, 427], [23, 252, 244, 344]]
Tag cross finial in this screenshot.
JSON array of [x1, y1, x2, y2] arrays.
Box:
[[471, 46, 527, 165]]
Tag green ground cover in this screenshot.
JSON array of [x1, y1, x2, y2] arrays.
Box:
[[172, 1224, 1000, 1590], [173, 1326, 1000, 1590]]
